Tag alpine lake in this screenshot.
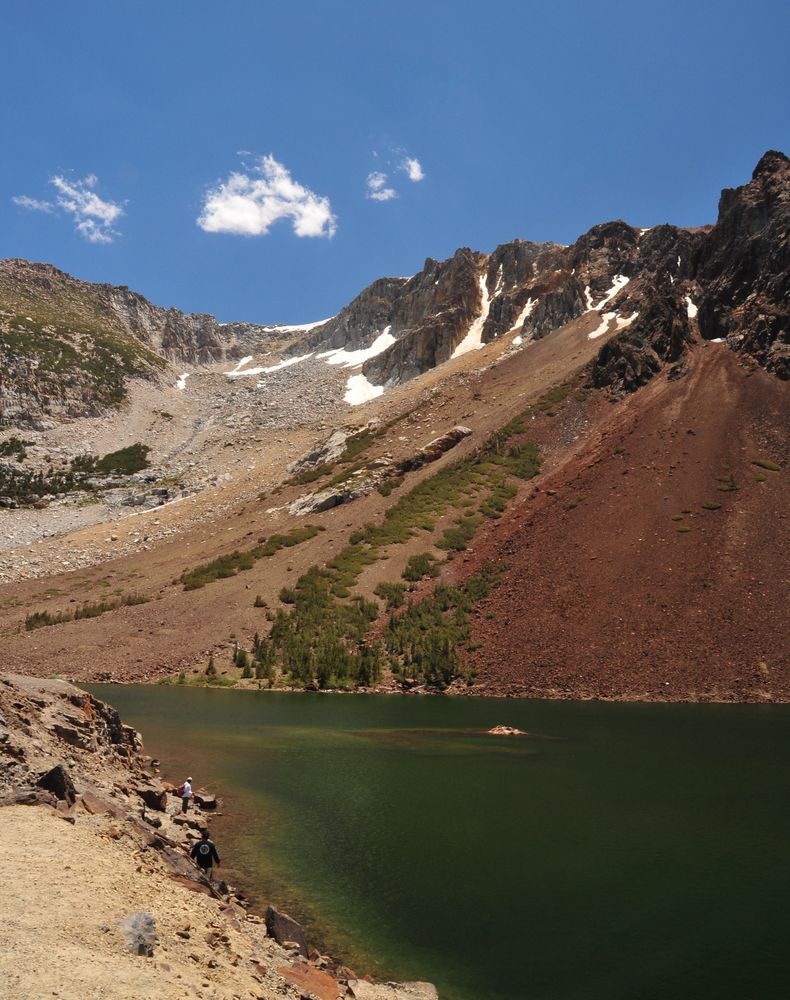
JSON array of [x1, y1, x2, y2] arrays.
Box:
[[87, 685, 790, 1000]]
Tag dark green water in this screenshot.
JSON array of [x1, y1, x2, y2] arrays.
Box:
[[88, 686, 790, 1000]]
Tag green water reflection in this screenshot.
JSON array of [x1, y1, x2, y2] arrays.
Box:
[[87, 686, 790, 1000]]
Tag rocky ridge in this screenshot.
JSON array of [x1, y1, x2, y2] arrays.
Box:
[[3, 150, 787, 430]]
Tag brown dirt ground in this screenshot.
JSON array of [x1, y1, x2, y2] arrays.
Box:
[[459, 342, 789, 701], [0, 314, 604, 682]]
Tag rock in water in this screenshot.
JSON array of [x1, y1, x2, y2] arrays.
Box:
[[264, 904, 309, 958]]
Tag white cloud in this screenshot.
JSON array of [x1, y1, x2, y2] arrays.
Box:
[[402, 156, 425, 182], [12, 174, 124, 244], [198, 155, 337, 238], [50, 175, 123, 244], [366, 171, 397, 202], [11, 195, 55, 214]]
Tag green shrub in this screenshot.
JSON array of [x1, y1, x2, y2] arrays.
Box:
[[402, 553, 441, 581], [752, 459, 780, 471], [181, 525, 320, 590], [24, 593, 148, 630]]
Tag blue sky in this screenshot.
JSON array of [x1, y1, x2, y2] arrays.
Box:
[[2, 1, 788, 324]]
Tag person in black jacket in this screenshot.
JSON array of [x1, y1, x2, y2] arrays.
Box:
[[190, 829, 221, 879]]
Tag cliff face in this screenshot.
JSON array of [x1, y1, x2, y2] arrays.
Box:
[[0, 260, 279, 425], [695, 150, 790, 378], [292, 151, 786, 393]]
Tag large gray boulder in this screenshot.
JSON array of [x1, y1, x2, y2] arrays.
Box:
[[264, 904, 309, 958]]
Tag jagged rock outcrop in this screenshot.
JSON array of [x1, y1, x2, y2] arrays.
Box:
[[695, 150, 790, 378]]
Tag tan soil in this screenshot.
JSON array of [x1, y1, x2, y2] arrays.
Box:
[[0, 804, 309, 1000]]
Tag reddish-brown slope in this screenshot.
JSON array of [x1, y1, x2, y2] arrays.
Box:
[[462, 343, 789, 701]]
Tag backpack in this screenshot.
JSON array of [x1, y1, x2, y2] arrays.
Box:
[[177, 783, 186, 796]]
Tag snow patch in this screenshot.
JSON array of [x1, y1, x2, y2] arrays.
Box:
[[493, 264, 504, 297], [509, 297, 537, 333], [451, 273, 492, 358], [583, 285, 595, 311], [588, 310, 639, 340], [710, 337, 724, 343], [228, 353, 313, 379], [685, 295, 698, 319], [225, 355, 254, 376], [596, 274, 630, 311], [268, 318, 333, 333], [512, 335, 523, 346], [318, 327, 395, 368], [344, 373, 384, 406], [175, 373, 190, 391]]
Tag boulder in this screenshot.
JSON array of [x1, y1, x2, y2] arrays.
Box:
[[193, 789, 218, 810], [136, 783, 168, 812], [265, 905, 309, 958], [287, 429, 349, 475], [36, 763, 76, 805]]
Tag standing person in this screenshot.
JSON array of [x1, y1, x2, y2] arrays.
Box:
[[191, 829, 221, 880], [180, 776, 193, 814]]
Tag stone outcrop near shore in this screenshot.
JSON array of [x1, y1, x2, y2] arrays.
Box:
[[0, 674, 437, 1000]]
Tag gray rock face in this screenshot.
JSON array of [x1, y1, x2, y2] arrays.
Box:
[[287, 429, 349, 475], [695, 150, 790, 379], [264, 905, 309, 957]]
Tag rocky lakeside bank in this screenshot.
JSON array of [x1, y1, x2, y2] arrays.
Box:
[[0, 673, 437, 1000]]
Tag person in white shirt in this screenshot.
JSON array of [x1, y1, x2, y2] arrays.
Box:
[[181, 777, 193, 814]]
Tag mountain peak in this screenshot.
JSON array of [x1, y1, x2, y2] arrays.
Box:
[[751, 149, 790, 180]]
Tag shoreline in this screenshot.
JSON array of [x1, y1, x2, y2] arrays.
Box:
[[0, 672, 438, 1000], [108, 674, 788, 705]]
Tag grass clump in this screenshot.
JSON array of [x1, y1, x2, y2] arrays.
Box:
[[374, 581, 407, 609], [402, 552, 441, 581], [751, 459, 780, 472], [25, 593, 148, 630], [701, 502, 722, 511], [181, 524, 320, 590]]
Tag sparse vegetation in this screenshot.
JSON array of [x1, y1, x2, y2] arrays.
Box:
[[25, 593, 149, 630], [701, 502, 722, 511], [201, 379, 578, 692], [751, 458, 781, 472], [0, 436, 29, 461], [180, 524, 320, 590]]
